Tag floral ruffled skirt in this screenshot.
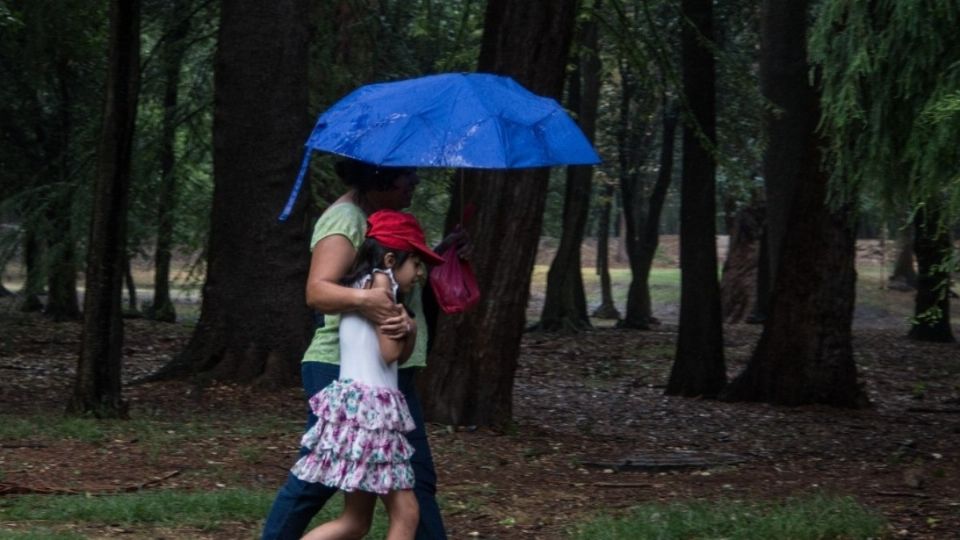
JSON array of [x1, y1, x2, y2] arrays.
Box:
[[291, 379, 416, 495]]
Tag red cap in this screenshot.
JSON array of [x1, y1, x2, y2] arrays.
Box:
[[366, 210, 444, 266]]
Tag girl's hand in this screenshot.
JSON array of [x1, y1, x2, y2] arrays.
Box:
[[359, 288, 403, 325], [380, 309, 416, 340]]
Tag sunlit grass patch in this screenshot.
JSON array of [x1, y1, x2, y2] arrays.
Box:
[[572, 495, 887, 540]]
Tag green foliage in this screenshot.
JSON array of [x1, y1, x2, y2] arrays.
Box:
[[572, 495, 887, 540], [811, 1, 960, 215]]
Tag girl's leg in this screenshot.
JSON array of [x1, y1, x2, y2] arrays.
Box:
[[301, 491, 376, 540], [381, 490, 419, 540]]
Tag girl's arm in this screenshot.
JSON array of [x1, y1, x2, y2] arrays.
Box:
[[371, 273, 414, 364], [306, 234, 401, 324]]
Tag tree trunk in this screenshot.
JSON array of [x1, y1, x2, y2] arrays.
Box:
[[123, 254, 138, 313], [619, 103, 679, 329], [615, 56, 658, 330], [68, 0, 141, 418], [149, 0, 190, 324], [44, 64, 80, 322], [720, 203, 764, 322], [420, 0, 578, 428], [152, 0, 312, 387], [722, 0, 866, 407], [19, 228, 44, 312], [667, 0, 726, 398], [540, 2, 601, 332], [889, 224, 917, 290], [908, 205, 954, 342], [592, 182, 621, 319], [44, 199, 80, 321]]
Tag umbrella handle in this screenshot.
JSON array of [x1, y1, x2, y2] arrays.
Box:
[[278, 148, 312, 222]]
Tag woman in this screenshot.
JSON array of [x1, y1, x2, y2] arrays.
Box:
[[262, 159, 452, 540]]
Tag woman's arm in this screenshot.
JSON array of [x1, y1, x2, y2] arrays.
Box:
[[305, 234, 400, 324]]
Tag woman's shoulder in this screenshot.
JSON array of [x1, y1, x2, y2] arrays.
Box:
[[311, 202, 366, 249]]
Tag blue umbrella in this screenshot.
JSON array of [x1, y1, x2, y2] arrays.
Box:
[[279, 72, 600, 220]]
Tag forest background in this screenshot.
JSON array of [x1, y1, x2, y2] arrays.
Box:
[[1, 0, 959, 538]]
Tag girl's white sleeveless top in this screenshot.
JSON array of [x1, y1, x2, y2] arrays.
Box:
[[337, 270, 399, 390]]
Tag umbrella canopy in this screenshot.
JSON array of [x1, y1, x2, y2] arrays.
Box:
[[279, 73, 600, 220], [308, 72, 600, 169]]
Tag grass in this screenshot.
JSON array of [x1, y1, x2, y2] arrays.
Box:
[[0, 489, 391, 537], [572, 495, 888, 540], [0, 414, 291, 445], [0, 489, 274, 529]]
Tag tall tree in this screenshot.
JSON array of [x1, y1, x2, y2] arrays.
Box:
[[148, 0, 191, 323], [540, 0, 602, 332], [888, 223, 916, 289], [604, 0, 683, 330], [153, 0, 312, 386], [908, 205, 955, 342], [618, 100, 677, 329], [69, 0, 141, 417], [591, 180, 621, 319], [43, 57, 81, 322], [666, 0, 726, 397], [811, 2, 960, 341], [723, 0, 865, 407], [1, 1, 108, 318], [420, 0, 579, 427]]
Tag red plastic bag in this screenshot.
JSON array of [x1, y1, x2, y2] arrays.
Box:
[[429, 248, 480, 314]]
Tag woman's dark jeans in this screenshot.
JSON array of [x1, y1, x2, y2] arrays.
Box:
[[260, 362, 447, 539]]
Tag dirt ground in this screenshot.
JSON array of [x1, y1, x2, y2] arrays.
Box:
[[1, 240, 959, 539]]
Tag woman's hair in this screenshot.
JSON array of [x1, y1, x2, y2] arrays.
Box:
[[334, 159, 414, 193], [342, 237, 413, 303]]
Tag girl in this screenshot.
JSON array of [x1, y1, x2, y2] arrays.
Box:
[[291, 209, 444, 540]]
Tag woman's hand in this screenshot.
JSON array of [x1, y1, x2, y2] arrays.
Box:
[[436, 226, 473, 259], [380, 308, 416, 340], [359, 288, 404, 325]]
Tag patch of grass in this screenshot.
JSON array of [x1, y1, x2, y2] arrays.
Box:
[[238, 444, 265, 464], [0, 489, 393, 537], [572, 495, 887, 540], [0, 416, 109, 444], [0, 413, 291, 448], [0, 489, 273, 530]]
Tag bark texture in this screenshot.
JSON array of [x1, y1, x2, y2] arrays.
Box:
[[69, 0, 140, 417], [667, 0, 726, 397], [540, 5, 601, 332], [152, 0, 313, 387], [720, 203, 764, 322], [722, 0, 866, 407], [889, 224, 916, 290], [420, 0, 578, 427]]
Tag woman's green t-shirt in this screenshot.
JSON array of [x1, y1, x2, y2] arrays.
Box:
[[301, 202, 428, 368]]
